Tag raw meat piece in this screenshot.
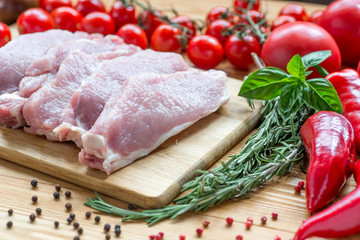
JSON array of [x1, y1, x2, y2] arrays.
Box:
[[80, 70, 230, 174], [54, 50, 189, 146], [0, 93, 27, 128], [23, 47, 138, 140]]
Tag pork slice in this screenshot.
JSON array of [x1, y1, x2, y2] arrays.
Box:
[[80, 70, 230, 174], [0, 93, 27, 128], [54, 50, 189, 146], [22, 47, 138, 140]]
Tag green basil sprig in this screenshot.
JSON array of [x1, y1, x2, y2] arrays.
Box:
[[239, 50, 343, 115]]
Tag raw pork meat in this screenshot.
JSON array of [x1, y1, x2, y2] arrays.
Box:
[[54, 50, 189, 146], [0, 94, 27, 128], [23, 47, 138, 140], [80, 70, 230, 174]]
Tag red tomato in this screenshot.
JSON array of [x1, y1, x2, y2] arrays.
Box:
[[138, 10, 164, 40], [358, 60, 360, 73], [279, 3, 308, 21], [171, 15, 196, 42], [75, 0, 105, 16], [17, 8, 55, 34], [81, 11, 115, 35], [150, 24, 182, 53], [116, 24, 148, 50], [271, 15, 296, 31], [310, 9, 323, 24], [187, 35, 224, 69], [51, 7, 82, 32], [205, 19, 232, 46], [109, 2, 137, 30], [260, 22, 341, 78], [318, 0, 360, 66], [206, 6, 234, 25], [0, 23, 11, 47], [39, 0, 72, 12], [233, 0, 260, 12], [225, 34, 260, 70], [243, 10, 265, 24]]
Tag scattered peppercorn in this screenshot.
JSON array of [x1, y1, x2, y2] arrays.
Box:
[[65, 191, 72, 198], [53, 191, 60, 199], [247, 217, 253, 223], [31, 195, 38, 203], [105, 234, 111, 240], [274, 236, 281, 240], [294, 184, 302, 193], [73, 236, 80, 240], [115, 224, 121, 230], [115, 227, 121, 236], [69, 213, 75, 220], [95, 216, 101, 223], [298, 180, 305, 188], [202, 220, 210, 228], [235, 235, 243, 240], [54, 221, 59, 228], [272, 212, 278, 220], [155, 235, 161, 240], [149, 235, 156, 240], [158, 231, 164, 238], [128, 203, 136, 210], [8, 209, 13, 216], [29, 213, 36, 222], [104, 223, 111, 232], [196, 227, 203, 236], [226, 217, 234, 225], [67, 217, 74, 224], [85, 211, 91, 218], [179, 234, 186, 240], [65, 202, 72, 210], [55, 184, 61, 191], [73, 222, 79, 229], [31, 179, 38, 187], [77, 228, 83, 235], [6, 221, 12, 228], [246, 220, 252, 229], [36, 208, 42, 215], [261, 216, 267, 224]]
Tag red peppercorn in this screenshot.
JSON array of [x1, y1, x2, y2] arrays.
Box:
[[261, 216, 267, 224], [196, 227, 203, 236], [247, 217, 253, 223], [149, 235, 156, 240], [246, 220, 252, 229], [274, 235, 281, 240], [294, 184, 302, 193], [155, 235, 161, 240], [158, 232, 164, 238], [179, 234, 186, 240], [202, 220, 210, 227], [236, 235, 243, 240], [298, 180, 305, 188], [272, 212, 278, 220], [226, 217, 234, 225]]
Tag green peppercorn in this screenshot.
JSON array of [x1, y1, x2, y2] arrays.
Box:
[[31, 179, 37, 187]]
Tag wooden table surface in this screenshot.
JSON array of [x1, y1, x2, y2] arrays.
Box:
[[1, 0, 358, 239]]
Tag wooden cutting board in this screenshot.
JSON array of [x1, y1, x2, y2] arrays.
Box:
[[0, 77, 261, 209]]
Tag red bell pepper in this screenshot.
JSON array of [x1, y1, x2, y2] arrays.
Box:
[[326, 69, 360, 151], [300, 111, 356, 214], [293, 160, 360, 240]]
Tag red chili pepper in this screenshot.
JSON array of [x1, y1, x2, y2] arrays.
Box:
[[300, 111, 356, 214], [326, 69, 360, 151], [293, 160, 360, 240]]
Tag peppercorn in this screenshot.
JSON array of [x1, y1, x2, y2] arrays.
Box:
[[115, 227, 121, 236], [31, 195, 38, 203], [55, 184, 61, 191], [105, 234, 111, 240], [29, 213, 36, 222], [226, 217, 233, 225], [73, 222, 79, 229], [74, 236, 80, 240], [261, 216, 267, 224], [179, 234, 186, 240], [85, 211, 91, 218], [115, 224, 121, 230], [298, 180, 305, 188], [77, 228, 83, 235], [246, 220, 252, 229], [247, 217, 253, 223], [294, 184, 302, 193], [36, 208, 42, 215], [155, 235, 161, 240], [31, 179, 38, 187], [272, 212, 278, 220], [6, 221, 12, 228], [104, 223, 111, 232], [8, 209, 13, 216], [95, 216, 101, 223], [67, 217, 74, 224], [202, 220, 210, 227], [196, 227, 203, 236], [65, 191, 72, 198], [128, 203, 136, 210], [149, 235, 156, 240], [65, 202, 72, 210], [274, 236, 281, 240], [53, 191, 60, 199], [236, 235, 243, 240], [54, 221, 59, 228], [69, 213, 75, 219]]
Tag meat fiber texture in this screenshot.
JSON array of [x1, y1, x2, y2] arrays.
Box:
[[80, 70, 230, 174], [54, 49, 189, 147], [0, 30, 82, 128], [22, 45, 139, 141]]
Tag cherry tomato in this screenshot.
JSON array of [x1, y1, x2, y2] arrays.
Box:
[[39, 0, 72, 12], [260, 22, 341, 78], [137, 10, 164, 40], [205, 19, 232, 46], [75, 0, 105, 16], [206, 6, 234, 25], [116, 23, 148, 50], [225, 34, 260, 70], [51, 7, 82, 32], [271, 15, 296, 31], [81, 11, 115, 35], [310, 10, 323, 24], [17, 8, 55, 34], [110, 2, 137, 30], [279, 3, 308, 21], [233, 0, 260, 12], [318, 0, 360, 66], [150, 24, 182, 53], [0, 23, 11, 47], [243, 10, 265, 24], [171, 15, 196, 42], [187, 35, 224, 69]]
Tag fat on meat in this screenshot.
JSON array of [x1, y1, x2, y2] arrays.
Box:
[[79, 70, 230, 174], [22, 47, 138, 141], [54, 50, 189, 147]]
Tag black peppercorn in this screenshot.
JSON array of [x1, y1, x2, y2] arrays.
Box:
[[6, 221, 12, 228], [77, 228, 83, 235], [85, 211, 91, 218], [55, 184, 61, 191], [29, 213, 36, 222], [8, 209, 13, 216], [53, 191, 60, 199], [67, 217, 73, 224], [115, 227, 121, 236], [104, 223, 111, 232], [31, 195, 38, 203], [69, 213, 75, 219], [65, 203, 72, 210], [65, 191, 72, 198], [73, 222, 79, 229], [54, 221, 59, 228], [128, 204, 136, 210], [31, 179, 38, 187], [105, 234, 111, 240], [94, 216, 100, 223], [73, 236, 80, 240], [35, 208, 42, 215]]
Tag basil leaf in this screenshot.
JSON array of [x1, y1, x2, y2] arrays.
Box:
[[303, 78, 343, 114], [287, 54, 305, 80], [302, 50, 331, 69], [239, 67, 294, 100], [279, 84, 302, 113]]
